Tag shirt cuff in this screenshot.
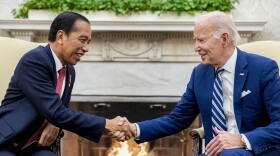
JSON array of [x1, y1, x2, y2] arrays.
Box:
[[134, 123, 140, 140], [241, 134, 252, 150]]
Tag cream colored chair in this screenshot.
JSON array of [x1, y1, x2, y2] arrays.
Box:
[[238, 40, 280, 64], [189, 40, 280, 155], [0, 37, 46, 101]]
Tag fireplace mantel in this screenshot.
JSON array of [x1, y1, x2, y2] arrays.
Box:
[[0, 18, 267, 62], [0, 9, 267, 44]]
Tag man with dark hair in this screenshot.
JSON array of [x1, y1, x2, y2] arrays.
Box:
[[0, 12, 132, 156], [48, 11, 90, 42]]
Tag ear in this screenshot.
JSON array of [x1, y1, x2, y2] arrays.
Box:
[[56, 30, 64, 45], [221, 32, 230, 47]]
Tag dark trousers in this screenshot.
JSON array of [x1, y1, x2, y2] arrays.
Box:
[[0, 142, 57, 156], [198, 148, 280, 156], [0, 148, 57, 156]]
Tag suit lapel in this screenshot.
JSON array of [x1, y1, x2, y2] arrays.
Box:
[[233, 49, 248, 130], [46, 44, 70, 106], [202, 66, 216, 117], [45, 44, 57, 87], [61, 64, 71, 105], [198, 65, 215, 141]]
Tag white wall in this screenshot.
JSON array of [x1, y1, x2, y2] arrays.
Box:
[[233, 0, 280, 41], [0, 0, 24, 19], [0, 0, 24, 35]]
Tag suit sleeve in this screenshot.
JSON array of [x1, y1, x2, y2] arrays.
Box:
[[245, 59, 280, 154], [15, 53, 106, 143]]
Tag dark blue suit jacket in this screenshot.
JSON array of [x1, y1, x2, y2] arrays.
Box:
[[0, 45, 105, 146], [136, 48, 280, 155]]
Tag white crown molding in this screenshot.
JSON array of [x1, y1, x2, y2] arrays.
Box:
[[0, 10, 267, 32], [0, 19, 266, 32]]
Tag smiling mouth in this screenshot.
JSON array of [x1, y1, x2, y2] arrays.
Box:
[[200, 54, 206, 60], [77, 53, 83, 58]]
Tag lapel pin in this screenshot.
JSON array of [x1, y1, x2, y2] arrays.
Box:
[[239, 73, 244, 76]]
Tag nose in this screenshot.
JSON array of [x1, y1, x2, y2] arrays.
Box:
[[82, 44, 89, 53], [194, 41, 201, 53]]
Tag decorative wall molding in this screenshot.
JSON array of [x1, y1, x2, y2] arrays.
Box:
[[86, 32, 199, 62], [10, 30, 35, 41]]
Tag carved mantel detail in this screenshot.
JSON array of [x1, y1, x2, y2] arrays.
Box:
[[85, 32, 198, 62]]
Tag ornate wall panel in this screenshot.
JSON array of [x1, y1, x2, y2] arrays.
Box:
[[82, 32, 199, 62]]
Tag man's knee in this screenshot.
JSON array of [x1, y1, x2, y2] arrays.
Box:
[[220, 148, 253, 156], [0, 150, 16, 156], [31, 150, 57, 156]]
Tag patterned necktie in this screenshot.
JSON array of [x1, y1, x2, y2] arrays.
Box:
[[56, 67, 66, 96], [211, 68, 227, 137], [21, 67, 66, 154]]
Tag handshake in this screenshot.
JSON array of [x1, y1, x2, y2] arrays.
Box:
[[105, 116, 136, 142]]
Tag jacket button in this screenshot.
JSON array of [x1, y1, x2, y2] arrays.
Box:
[[13, 142, 18, 147]]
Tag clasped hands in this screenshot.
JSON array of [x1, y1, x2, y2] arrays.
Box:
[[38, 116, 134, 147], [105, 116, 136, 142]]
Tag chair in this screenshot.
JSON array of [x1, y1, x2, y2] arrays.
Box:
[[0, 37, 46, 101], [189, 40, 280, 155]]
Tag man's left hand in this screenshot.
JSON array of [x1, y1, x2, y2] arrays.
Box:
[[205, 128, 244, 156]]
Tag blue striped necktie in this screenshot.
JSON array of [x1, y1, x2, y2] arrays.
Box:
[[211, 68, 227, 137]]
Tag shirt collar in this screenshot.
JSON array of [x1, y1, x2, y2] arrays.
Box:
[[50, 47, 64, 72], [221, 48, 237, 74]]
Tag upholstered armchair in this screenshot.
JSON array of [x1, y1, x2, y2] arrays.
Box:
[[0, 37, 46, 101], [189, 40, 280, 155]]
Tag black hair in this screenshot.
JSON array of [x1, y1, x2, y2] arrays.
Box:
[[48, 11, 90, 42]]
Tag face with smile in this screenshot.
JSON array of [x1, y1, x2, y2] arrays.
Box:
[[56, 20, 92, 65], [193, 21, 226, 67]]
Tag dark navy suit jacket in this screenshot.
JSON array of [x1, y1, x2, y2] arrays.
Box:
[[136, 48, 280, 155], [0, 44, 105, 147]]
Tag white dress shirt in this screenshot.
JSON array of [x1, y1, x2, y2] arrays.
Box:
[[221, 48, 251, 150], [221, 48, 239, 134]]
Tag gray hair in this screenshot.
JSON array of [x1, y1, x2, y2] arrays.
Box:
[[196, 11, 240, 46]]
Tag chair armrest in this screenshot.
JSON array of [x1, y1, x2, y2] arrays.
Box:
[[189, 127, 205, 139], [189, 127, 204, 155]]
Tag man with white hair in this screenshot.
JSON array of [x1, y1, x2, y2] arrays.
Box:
[[121, 11, 280, 156]]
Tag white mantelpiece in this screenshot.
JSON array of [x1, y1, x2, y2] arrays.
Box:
[[0, 18, 266, 62]]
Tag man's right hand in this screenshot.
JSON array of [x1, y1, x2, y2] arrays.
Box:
[[105, 116, 135, 141]]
